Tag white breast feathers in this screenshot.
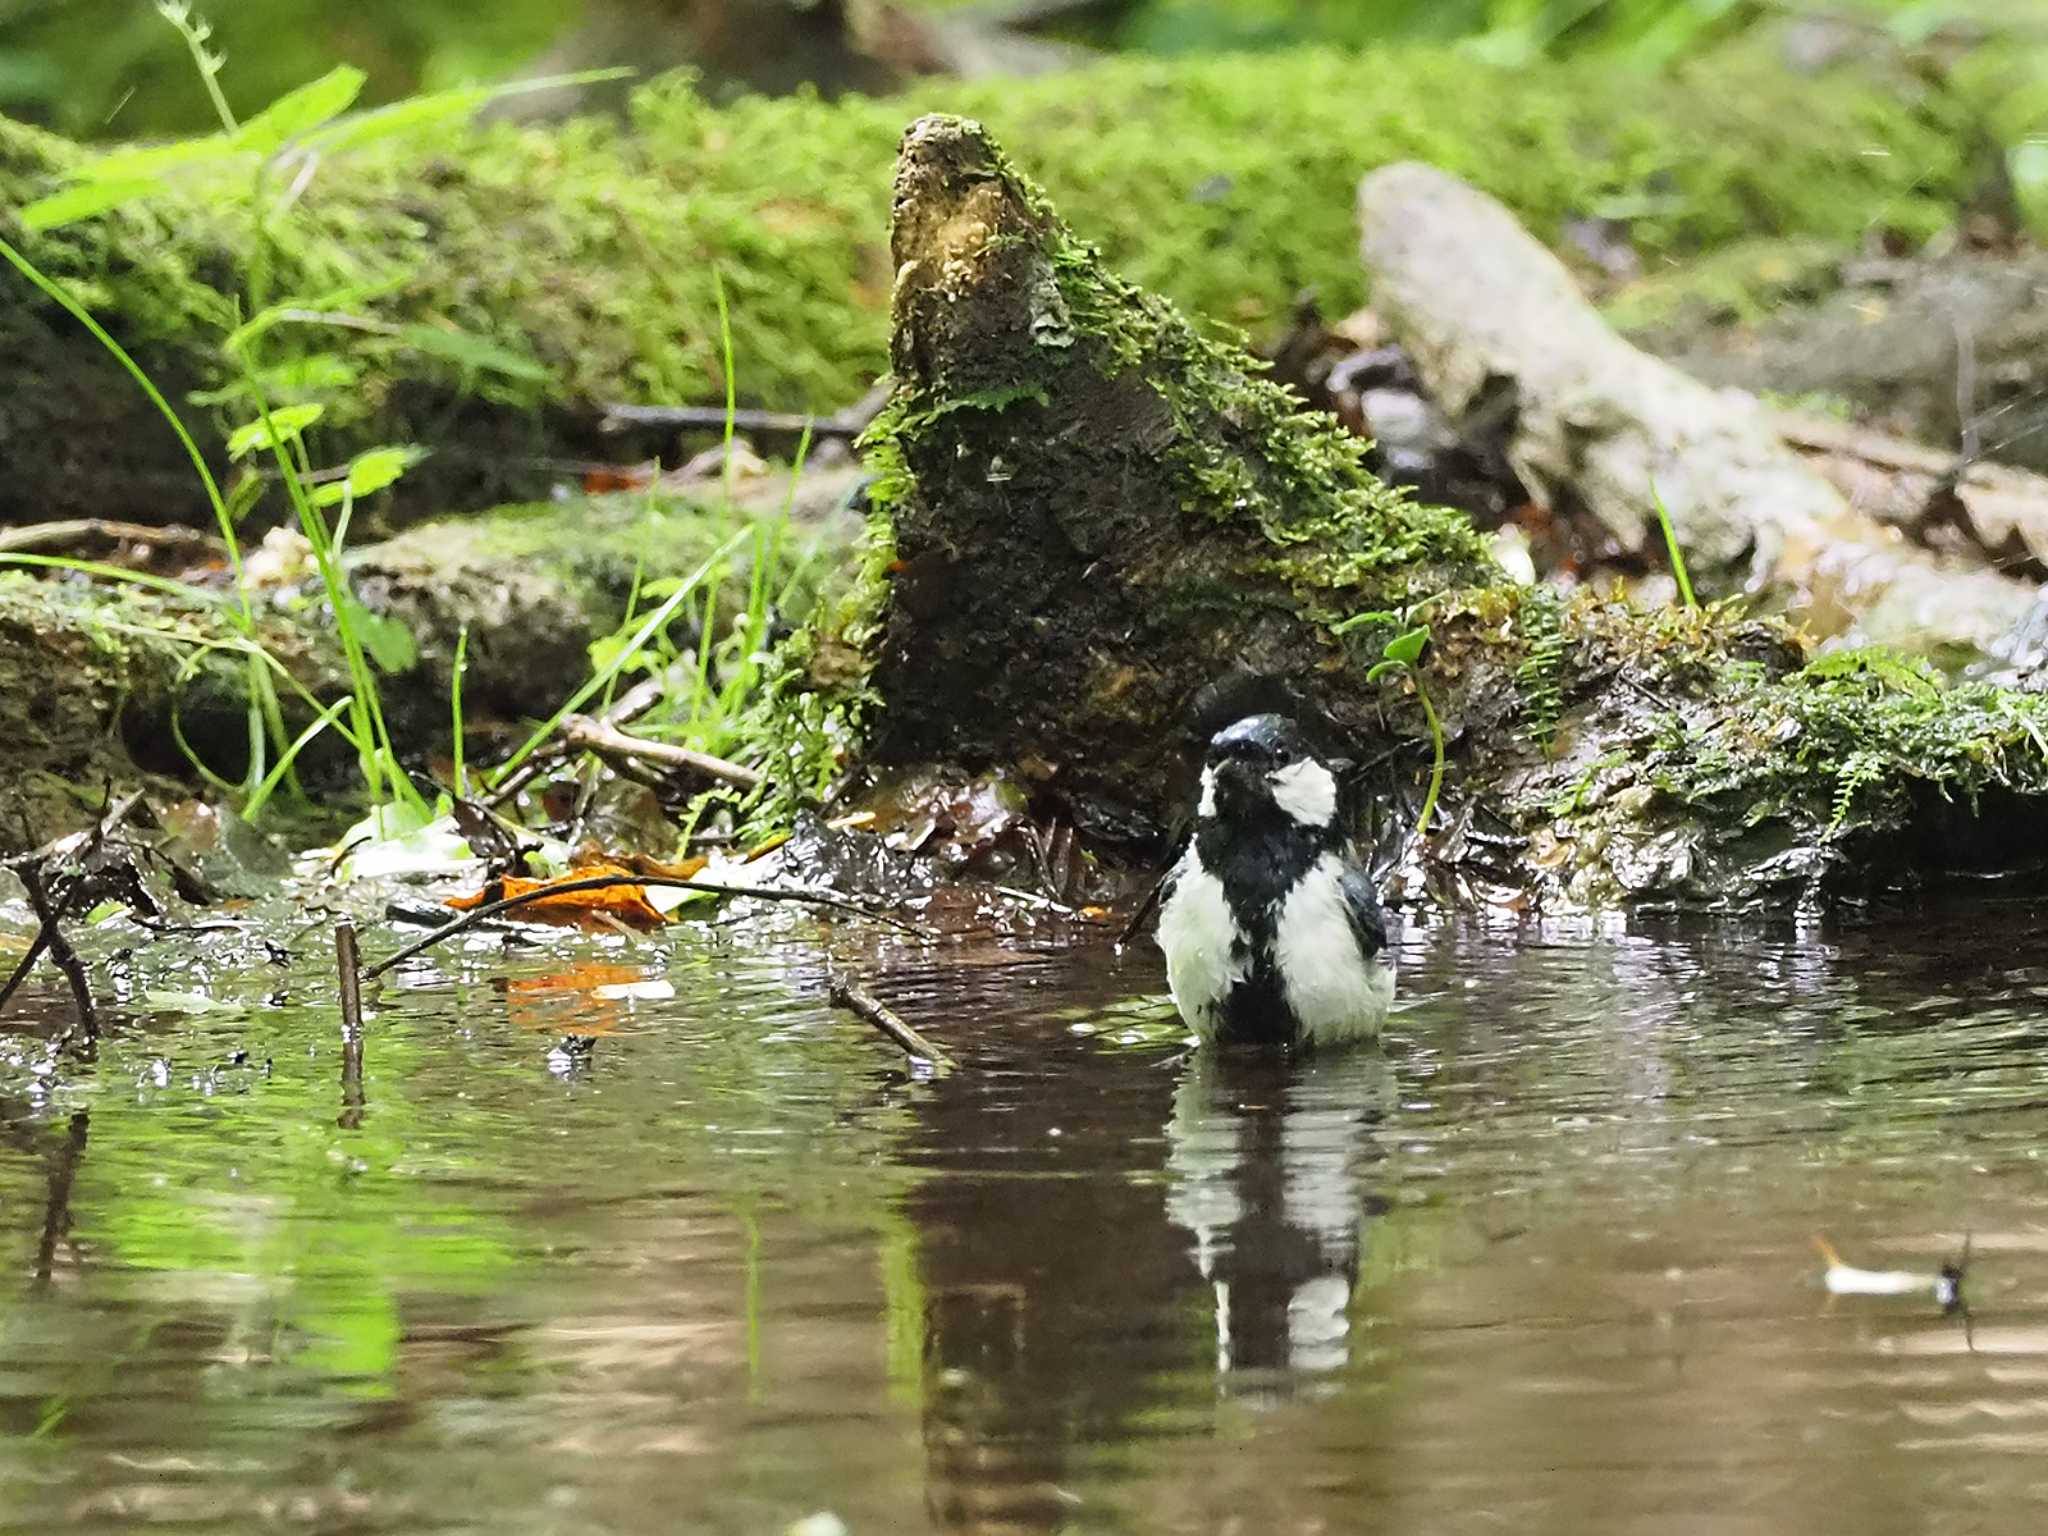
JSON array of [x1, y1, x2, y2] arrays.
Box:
[[1273, 853, 1394, 1043], [1156, 853, 1245, 1036]]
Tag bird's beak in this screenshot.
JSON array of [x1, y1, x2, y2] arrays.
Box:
[[1212, 756, 1262, 804]]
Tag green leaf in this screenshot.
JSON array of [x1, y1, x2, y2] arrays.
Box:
[[1329, 607, 1397, 636], [300, 88, 490, 156], [75, 133, 242, 184], [19, 178, 165, 230], [1383, 626, 1430, 666], [224, 471, 267, 527], [340, 596, 418, 674], [227, 403, 324, 459], [259, 352, 363, 397], [397, 323, 549, 383], [300, 69, 633, 156], [234, 65, 366, 155], [311, 446, 426, 507], [1366, 660, 1404, 684]]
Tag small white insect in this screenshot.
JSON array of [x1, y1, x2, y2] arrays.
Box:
[[1814, 1236, 1966, 1310]]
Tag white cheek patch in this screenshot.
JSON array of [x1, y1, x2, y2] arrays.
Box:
[[1197, 765, 1218, 819], [1269, 758, 1338, 828]]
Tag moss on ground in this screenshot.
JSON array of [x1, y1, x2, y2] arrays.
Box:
[[0, 572, 328, 844], [0, 43, 1988, 526], [0, 483, 857, 851], [1401, 584, 2048, 904]]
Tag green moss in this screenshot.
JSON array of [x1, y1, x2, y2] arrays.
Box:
[[1, 40, 1983, 450], [0, 570, 325, 847], [1490, 591, 2048, 895], [1655, 661, 2048, 838], [731, 507, 892, 837]]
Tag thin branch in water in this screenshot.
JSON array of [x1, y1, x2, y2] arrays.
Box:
[[337, 920, 365, 1039], [18, 865, 96, 1042], [0, 929, 54, 1017], [364, 873, 929, 979], [337, 921, 366, 1128], [828, 968, 958, 1072]]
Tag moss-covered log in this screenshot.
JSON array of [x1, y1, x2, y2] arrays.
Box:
[[0, 477, 857, 851], [0, 44, 1988, 527], [835, 115, 2048, 907]]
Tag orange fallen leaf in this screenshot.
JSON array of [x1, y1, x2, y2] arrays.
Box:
[[447, 862, 670, 929]]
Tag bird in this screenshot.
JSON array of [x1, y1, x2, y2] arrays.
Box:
[[1155, 712, 1394, 1047]]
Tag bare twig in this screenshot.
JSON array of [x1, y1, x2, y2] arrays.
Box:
[[337, 921, 365, 1127], [364, 873, 927, 979], [828, 969, 958, 1071], [32, 1110, 89, 1291], [601, 404, 849, 437], [18, 865, 95, 1040], [336, 921, 365, 1038], [480, 662, 692, 811], [559, 714, 764, 789], [597, 380, 891, 442]]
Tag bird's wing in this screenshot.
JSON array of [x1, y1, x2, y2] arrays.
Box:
[[1336, 863, 1388, 958]]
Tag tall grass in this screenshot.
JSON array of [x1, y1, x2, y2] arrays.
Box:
[[0, 6, 635, 833]]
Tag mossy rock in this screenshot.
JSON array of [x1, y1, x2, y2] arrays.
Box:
[[0, 43, 1982, 527], [805, 112, 2048, 908]]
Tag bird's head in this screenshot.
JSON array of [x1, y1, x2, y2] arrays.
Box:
[[1197, 713, 1342, 834]]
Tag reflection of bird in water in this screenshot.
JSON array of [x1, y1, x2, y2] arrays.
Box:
[[1157, 713, 1395, 1047], [1165, 1046, 1396, 1383]]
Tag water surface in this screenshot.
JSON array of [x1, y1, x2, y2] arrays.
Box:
[[2, 900, 2044, 1533]]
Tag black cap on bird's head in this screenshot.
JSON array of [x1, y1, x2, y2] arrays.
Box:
[[1206, 712, 1311, 766]]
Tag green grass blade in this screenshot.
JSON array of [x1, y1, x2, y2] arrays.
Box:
[[243, 693, 353, 819], [1650, 479, 1697, 611], [490, 525, 753, 784]]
